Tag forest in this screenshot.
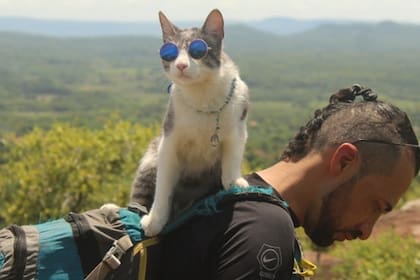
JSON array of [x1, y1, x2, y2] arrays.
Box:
[[1, 21, 420, 278]]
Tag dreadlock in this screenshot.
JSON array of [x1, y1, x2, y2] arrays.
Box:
[[281, 84, 420, 176]]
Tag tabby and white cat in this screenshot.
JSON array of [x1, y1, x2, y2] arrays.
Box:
[[131, 9, 249, 236]]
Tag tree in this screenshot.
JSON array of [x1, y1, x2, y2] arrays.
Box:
[[0, 119, 158, 226]]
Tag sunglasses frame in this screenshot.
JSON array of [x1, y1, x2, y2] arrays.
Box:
[[159, 39, 211, 62], [352, 139, 420, 149], [352, 138, 420, 172]]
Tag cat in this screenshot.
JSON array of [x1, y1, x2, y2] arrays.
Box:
[[130, 9, 249, 237]]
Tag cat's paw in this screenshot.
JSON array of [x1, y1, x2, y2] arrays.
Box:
[[222, 176, 249, 189], [100, 203, 120, 211], [141, 214, 166, 237], [233, 177, 249, 188]]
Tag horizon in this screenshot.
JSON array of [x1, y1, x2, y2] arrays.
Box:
[[0, 14, 418, 26], [0, 0, 419, 24]]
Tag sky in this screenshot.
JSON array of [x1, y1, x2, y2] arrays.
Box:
[[0, 0, 419, 24]]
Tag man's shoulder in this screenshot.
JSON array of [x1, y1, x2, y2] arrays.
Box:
[[160, 188, 297, 280], [227, 197, 295, 230], [212, 193, 296, 279]]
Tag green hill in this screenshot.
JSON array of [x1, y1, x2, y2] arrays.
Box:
[[1, 22, 419, 166]]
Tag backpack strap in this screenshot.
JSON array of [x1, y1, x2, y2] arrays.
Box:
[[84, 235, 133, 280], [132, 237, 160, 280], [7, 225, 27, 280], [292, 239, 317, 279], [161, 185, 284, 234]]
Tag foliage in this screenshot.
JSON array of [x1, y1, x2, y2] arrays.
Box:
[[1, 30, 420, 170], [399, 177, 420, 208], [0, 26, 419, 279], [330, 231, 420, 280], [0, 119, 158, 226]]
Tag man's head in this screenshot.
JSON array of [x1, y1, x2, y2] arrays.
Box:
[[281, 84, 419, 175], [282, 84, 419, 247]]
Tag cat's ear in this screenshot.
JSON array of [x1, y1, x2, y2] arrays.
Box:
[[159, 11, 180, 40], [202, 9, 224, 40]]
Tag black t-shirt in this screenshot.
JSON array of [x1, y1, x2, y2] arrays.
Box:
[[155, 173, 298, 280]]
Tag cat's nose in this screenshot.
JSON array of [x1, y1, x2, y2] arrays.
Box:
[[176, 63, 188, 72]]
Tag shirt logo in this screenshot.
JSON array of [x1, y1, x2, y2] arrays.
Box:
[[257, 243, 282, 279]]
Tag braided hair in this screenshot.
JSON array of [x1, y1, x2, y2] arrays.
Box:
[[281, 84, 420, 175]]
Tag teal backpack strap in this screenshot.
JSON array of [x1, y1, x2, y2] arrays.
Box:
[[161, 185, 286, 234]]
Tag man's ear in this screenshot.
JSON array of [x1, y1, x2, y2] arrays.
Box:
[[329, 143, 360, 176]]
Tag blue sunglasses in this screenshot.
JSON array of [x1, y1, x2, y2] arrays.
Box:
[[160, 39, 211, 62]]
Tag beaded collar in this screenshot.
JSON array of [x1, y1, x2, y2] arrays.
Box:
[[170, 78, 237, 146]]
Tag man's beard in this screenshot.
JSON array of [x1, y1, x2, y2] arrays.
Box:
[[307, 194, 337, 247], [306, 177, 361, 247]]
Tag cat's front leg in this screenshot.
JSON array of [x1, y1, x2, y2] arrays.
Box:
[[141, 137, 180, 236], [221, 128, 249, 189]]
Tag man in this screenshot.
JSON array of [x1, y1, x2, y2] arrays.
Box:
[[150, 84, 420, 279]]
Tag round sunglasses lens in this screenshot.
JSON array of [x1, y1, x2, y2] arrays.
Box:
[[189, 39, 208, 59], [160, 43, 179, 61]]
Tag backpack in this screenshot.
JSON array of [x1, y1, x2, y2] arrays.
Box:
[[0, 186, 316, 280]]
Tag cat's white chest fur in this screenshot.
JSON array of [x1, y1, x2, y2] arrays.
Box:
[[167, 80, 246, 174]]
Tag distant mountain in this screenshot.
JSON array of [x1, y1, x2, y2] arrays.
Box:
[[2, 16, 419, 40], [2, 18, 420, 54], [245, 17, 348, 35], [0, 16, 351, 37], [283, 21, 420, 51], [0, 17, 162, 37], [223, 21, 420, 55]]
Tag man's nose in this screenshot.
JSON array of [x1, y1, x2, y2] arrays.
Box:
[[357, 221, 375, 240]]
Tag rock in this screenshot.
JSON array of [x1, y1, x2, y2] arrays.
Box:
[[372, 199, 420, 242], [400, 199, 420, 211]]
